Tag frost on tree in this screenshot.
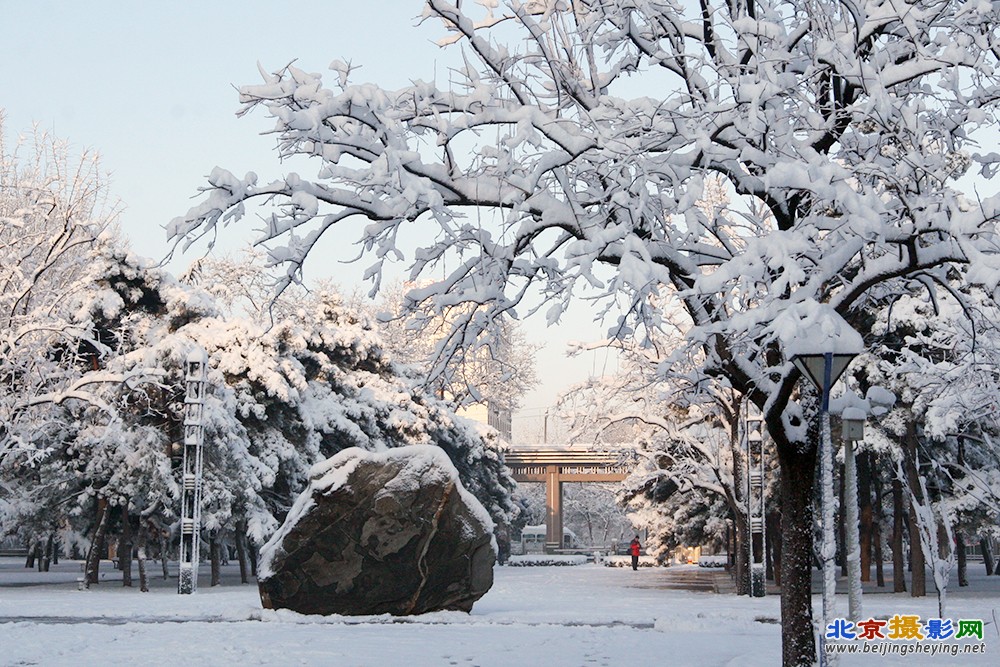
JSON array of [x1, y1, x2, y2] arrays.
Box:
[[0, 120, 137, 464], [857, 285, 1000, 605], [168, 2, 1000, 664], [0, 218, 518, 585], [365, 280, 539, 421]]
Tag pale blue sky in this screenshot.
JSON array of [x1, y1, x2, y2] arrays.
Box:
[[2, 1, 445, 258], [2, 1, 617, 417]]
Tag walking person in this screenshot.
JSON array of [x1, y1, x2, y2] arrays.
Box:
[[629, 535, 641, 570]]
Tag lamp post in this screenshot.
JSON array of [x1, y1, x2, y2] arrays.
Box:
[[774, 300, 864, 665], [791, 350, 859, 665], [745, 411, 766, 597], [832, 388, 894, 623], [841, 408, 865, 622]]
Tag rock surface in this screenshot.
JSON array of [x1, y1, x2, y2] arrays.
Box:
[[258, 445, 496, 616]]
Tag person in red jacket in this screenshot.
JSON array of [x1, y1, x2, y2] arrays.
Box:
[[629, 535, 641, 570]]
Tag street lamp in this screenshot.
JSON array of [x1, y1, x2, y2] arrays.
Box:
[[775, 300, 863, 666], [791, 350, 858, 636], [790, 353, 856, 411], [841, 406, 865, 623]]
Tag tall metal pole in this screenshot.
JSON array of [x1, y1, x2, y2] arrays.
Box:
[[844, 436, 863, 621], [178, 349, 207, 594], [819, 353, 837, 665]]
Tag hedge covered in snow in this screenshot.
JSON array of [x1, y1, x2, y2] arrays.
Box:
[[506, 555, 588, 567]]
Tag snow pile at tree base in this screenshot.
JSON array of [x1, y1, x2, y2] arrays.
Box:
[[258, 445, 495, 616]]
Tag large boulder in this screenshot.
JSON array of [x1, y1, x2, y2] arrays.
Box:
[[258, 445, 496, 616]]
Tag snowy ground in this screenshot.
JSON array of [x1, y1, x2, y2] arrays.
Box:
[[1, 558, 997, 666]]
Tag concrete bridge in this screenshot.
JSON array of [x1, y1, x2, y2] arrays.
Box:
[[504, 446, 636, 552]]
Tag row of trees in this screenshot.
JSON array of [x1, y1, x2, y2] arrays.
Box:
[[0, 117, 524, 591], [164, 2, 1000, 663]]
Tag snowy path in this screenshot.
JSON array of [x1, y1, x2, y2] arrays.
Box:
[[1, 560, 997, 666]]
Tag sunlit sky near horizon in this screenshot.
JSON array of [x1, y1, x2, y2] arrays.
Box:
[[1, 1, 620, 420]]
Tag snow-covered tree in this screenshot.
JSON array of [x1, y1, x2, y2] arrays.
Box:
[[369, 280, 539, 417], [0, 117, 137, 465], [0, 119, 170, 571], [2, 234, 520, 586], [181, 251, 520, 529], [854, 284, 1000, 605], [565, 337, 775, 591], [168, 2, 1000, 662]]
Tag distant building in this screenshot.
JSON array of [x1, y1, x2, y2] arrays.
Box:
[[516, 524, 578, 553], [457, 400, 512, 443]]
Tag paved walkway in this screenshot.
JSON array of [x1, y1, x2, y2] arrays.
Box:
[[0, 556, 249, 589], [622, 564, 733, 593], [625, 561, 1000, 598]]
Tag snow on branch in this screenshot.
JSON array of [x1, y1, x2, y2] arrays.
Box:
[[168, 0, 1000, 446]]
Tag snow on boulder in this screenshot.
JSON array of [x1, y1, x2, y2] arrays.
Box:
[[258, 445, 496, 616]]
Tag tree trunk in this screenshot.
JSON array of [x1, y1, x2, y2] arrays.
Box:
[[734, 512, 750, 595], [980, 537, 995, 576], [210, 534, 222, 587], [35, 540, 43, 572], [731, 446, 750, 596], [857, 451, 873, 582], [766, 510, 781, 584], [119, 507, 133, 588], [871, 454, 885, 587], [954, 440, 968, 587], [907, 508, 926, 596], [873, 515, 885, 588], [891, 476, 906, 593], [51, 538, 59, 565], [85, 500, 111, 587], [25, 540, 37, 569], [235, 520, 250, 584], [41, 533, 54, 572], [903, 419, 926, 597], [776, 434, 817, 667], [249, 541, 258, 578], [956, 533, 968, 587], [137, 524, 150, 593], [159, 528, 170, 580]]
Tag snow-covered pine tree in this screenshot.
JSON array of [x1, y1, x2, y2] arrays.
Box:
[[2, 216, 518, 584], [180, 252, 520, 533]]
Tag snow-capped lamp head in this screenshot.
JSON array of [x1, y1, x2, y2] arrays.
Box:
[[770, 300, 864, 412]]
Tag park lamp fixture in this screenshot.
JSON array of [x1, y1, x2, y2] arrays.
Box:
[[791, 352, 857, 411], [776, 301, 865, 639], [774, 300, 864, 411]]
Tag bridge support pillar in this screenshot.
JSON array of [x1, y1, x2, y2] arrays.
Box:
[[545, 465, 563, 552]]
